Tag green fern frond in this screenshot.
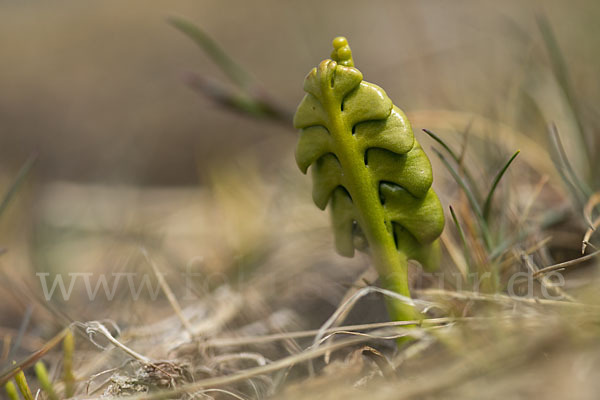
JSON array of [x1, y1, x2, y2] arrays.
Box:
[[293, 37, 444, 321]]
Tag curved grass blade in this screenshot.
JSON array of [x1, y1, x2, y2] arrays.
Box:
[[432, 148, 491, 249], [582, 217, 600, 255], [170, 18, 294, 125], [582, 192, 600, 253], [583, 192, 600, 227], [482, 150, 520, 221], [423, 129, 482, 202], [167, 16, 253, 90], [548, 123, 591, 202], [490, 207, 568, 260], [537, 15, 592, 168], [449, 205, 472, 282], [184, 72, 293, 125]]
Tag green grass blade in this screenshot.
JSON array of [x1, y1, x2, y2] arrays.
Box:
[[423, 129, 461, 164], [35, 362, 58, 400], [168, 16, 253, 90], [548, 123, 591, 203], [537, 15, 592, 175], [536, 15, 569, 99], [4, 381, 19, 400], [14, 368, 33, 400], [449, 205, 472, 282], [184, 72, 294, 126], [423, 129, 482, 202], [483, 150, 520, 221], [432, 148, 492, 249], [0, 154, 37, 219], [490, 207, 568, 260], [186, 73, 265, 115]]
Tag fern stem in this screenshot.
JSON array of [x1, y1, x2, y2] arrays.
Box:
[[324, 88, 417, 322], [294, 38, 443, 325]]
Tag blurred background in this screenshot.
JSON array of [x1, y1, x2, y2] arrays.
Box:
[[1, 0, 599, 333], [1, 0, 598, 184], [1, 0, 599, 327], [1, 1, 599, 397]]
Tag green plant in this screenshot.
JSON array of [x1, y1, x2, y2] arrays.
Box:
[[14, 366, 34, 400], [4, 381, 19, 400], [293, 37, 444, 321], [35, 361, 59, 400]]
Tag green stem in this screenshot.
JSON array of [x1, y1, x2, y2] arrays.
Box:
[[5, 381, 19, 400], [324, 87, 417, 322], [14, 369, 34, 400]]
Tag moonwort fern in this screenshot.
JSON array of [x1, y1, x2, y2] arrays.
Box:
[[293, 37, 444, 321]]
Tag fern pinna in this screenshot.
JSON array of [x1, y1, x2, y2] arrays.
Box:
[[293, 37, 444, 321]]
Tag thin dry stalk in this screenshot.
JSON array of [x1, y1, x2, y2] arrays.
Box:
[[142, 248, 195, 338], [533, 249, 600, 278]]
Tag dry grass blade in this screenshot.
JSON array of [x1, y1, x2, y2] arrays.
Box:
[[356, 346, 395, 379], [582, 192, 600, 253], [519, 250, 574, 302], [0, 328, 69, 387], [121, 336, 376, 400], [372, 324, 560, 400], [498, 236, 552, 272], [122, 323, 445, 400], [142, 248, 194, 338], [192, 388, 248, 400], [440, 231, 469, 282], [416, 288, 596, 309], [73, 321, 152, 364], [315, 329, 422, 346], [310, 286, 441, 354], [516, 175, 549, 228], [583, 192, 600, 226], [582, 218, 600, 254], [311, 286, 441, 368], [202, 318, 453, 348], [533, 249, 600, 278], [1, 335, 11, 362]]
